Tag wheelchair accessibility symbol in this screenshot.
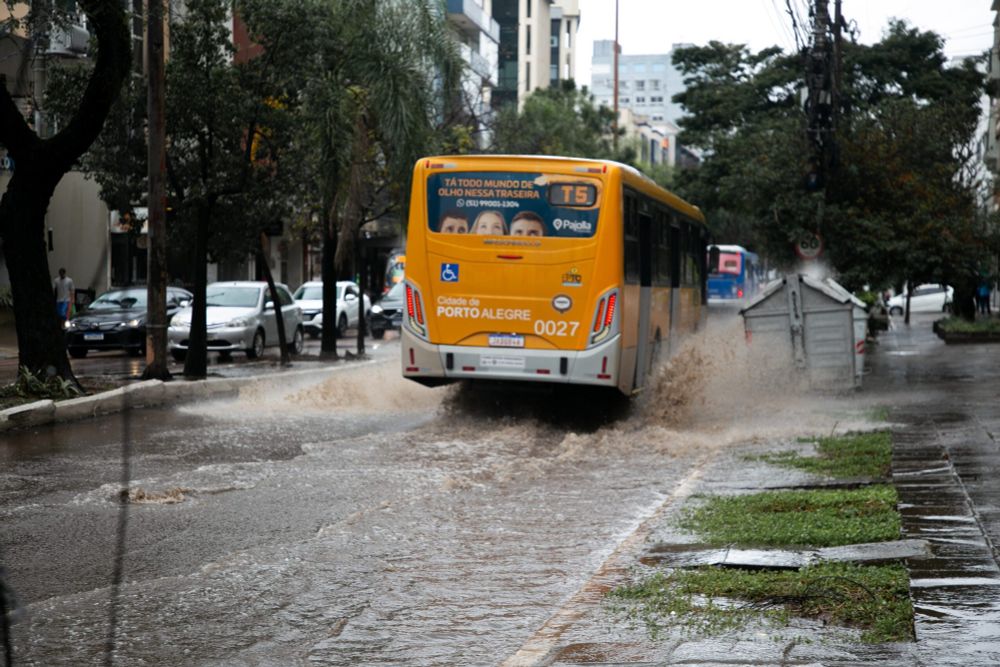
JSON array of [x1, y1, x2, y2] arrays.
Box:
[[440, 263, 459, 282]]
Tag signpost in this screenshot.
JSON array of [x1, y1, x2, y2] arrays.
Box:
[[795, 232, 824, 260]]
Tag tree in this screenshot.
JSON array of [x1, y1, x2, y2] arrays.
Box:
[[671, 23, 994, 303], [0, 0, 130, 385], [491, 80, 623, 159], [304, 0, 466, 359]]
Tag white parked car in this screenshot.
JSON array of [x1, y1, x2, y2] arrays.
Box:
[[168, 281, 304, 360], [293, 280, 371, 338], [887, 284, 953, 315]]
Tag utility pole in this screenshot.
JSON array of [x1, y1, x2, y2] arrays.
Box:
[[805, 0, 840, 188], [612, 0, 619, 153], [143, 0, 170, 380]]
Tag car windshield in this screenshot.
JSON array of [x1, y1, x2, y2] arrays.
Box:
[[88, 289, 147, 311], [205, 286, 261, 308], [295, 285, 323, 300]]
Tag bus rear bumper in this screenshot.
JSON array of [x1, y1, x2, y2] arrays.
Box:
[[401, 330, 621, 388]]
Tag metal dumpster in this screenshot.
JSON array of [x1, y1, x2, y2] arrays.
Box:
[[740, 274, 868, 389]]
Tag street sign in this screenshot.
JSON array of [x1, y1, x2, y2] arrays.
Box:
[[795, 232, 823, 260]]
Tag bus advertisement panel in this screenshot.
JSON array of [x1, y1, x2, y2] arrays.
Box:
[[427, 171, 601, 238]]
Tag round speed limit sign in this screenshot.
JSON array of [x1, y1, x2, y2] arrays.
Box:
[[795, 233, 823, 260]]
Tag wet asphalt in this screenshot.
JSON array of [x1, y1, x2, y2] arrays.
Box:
[[3, 311, 1000, 665]]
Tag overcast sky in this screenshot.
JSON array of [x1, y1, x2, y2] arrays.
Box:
[[574, 0, 996, 87]]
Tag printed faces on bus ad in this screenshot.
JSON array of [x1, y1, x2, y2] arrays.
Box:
[[427, 172, 601, 239]]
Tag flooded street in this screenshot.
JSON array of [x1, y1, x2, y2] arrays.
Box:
[[1, 312, 878, 666]]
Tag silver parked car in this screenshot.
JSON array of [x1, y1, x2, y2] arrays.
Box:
[[168, 281, 304, 361]]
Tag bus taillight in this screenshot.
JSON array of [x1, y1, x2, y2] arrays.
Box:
[[404, 283, 427, 338], [590, 289, 620, 346], [737, 288, 744, 298]]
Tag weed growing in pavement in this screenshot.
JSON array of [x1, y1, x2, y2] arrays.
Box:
[[679, 486, 900, 548], [609, 561, 913, 643], [752, 431, 892, 479]]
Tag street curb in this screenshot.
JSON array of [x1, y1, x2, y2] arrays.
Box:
[[0, 359, 384, 433]]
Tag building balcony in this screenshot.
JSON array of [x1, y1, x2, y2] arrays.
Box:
[[460, 43, 495, 84], [446, 0, 500, 44]]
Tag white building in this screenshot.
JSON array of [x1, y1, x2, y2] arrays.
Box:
[[492, 0, 580, 108], [589, 40, 690, 127], [444, 0, 501, 137]]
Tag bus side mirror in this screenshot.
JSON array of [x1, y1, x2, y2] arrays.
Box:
[[708, 246, 720, 270]]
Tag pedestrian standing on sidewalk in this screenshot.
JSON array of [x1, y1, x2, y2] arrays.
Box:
[[53, 267, 75, 322], [977, 281, 991, 316]]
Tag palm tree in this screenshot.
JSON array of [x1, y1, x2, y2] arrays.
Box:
[[308, 0, 466, 359]]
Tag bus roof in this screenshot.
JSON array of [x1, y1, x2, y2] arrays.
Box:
[[416, 154, 706, 226], [710, 244, 757, 257]]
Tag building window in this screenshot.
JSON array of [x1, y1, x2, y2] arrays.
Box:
[[635, 80, 645, 91], [526, 62, 531, 90], [526, 1, 530, 18], [551, 63, 558, 82], [636, 96, 646, 104], [634, 63, 647, 73], [620, 97, 630, 103], [651, 96, 663, 103], [650, 79, 660, 90], [551, 35, 559, 48], [566, 22, 572, 47], [526, 24, 531, 54]]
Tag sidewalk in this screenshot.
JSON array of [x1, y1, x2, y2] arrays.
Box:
[[513, 313, 1000, 666]]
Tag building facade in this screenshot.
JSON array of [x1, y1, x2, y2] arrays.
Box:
[[492, 0, 579, 108], [589, 40, 690, 127]]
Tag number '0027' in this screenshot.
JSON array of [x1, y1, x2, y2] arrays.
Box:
[[534, 320, 580, 337]]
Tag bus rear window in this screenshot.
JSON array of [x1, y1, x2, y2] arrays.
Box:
[[427, 171, 601, 238], [712, 252, 742, 276]]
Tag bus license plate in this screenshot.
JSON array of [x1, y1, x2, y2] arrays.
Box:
[[84, 333, 104, 341], [488, 333, 524, 348]]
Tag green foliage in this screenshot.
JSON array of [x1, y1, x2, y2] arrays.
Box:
[[491, 80, 624, 159], [752, 431, 892, 479], [609, 562, 913, 643], [0, 366, 82, 402], [679, 486, 900, 548], [671, 22, 994, 292], [937, 315, 1000, 333]]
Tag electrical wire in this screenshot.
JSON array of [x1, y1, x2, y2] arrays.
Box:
[[102, 394, 133, 667]]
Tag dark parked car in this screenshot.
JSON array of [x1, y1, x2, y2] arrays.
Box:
[[65, 286, 192, 358], [369, 280, 405, 339]]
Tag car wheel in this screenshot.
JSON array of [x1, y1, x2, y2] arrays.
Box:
[[68, 347, 88, 359], [170, 349, 186, 362], [288, 326, 304, 355], [372, 327, 385, 340], [337, 313, 348, 337], [247, 329, 265, 359], [889, 306, 903, 316]]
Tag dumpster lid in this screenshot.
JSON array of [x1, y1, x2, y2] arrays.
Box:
[[739, 274, 866, 314]]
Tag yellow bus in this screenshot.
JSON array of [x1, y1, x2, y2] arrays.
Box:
[[401, 155, 709, 396]]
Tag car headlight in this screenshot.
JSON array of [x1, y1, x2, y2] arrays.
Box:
[[64, 320, 74, 330], [371, 304, 383, 314], [227, 317, 252, 328], [127, 318, 142, 328]]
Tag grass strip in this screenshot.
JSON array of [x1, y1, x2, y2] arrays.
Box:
[[937, 315, 1000, 333], [753, 431, 892, 479], [679, 485, 900, 548], [609, 561, 913, 643]]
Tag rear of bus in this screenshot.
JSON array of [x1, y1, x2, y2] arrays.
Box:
[[401, 156, 625, 392], [707, 245, 748, 300]]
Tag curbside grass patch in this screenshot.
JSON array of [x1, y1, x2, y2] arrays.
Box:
[[680, 486, 900, 548], [609, 432, 913, 643], [609, 561, 912, 643], [750, 431, 892, 479]]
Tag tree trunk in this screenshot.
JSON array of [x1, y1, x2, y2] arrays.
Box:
[[0, 168, 78, 385], [0, 0, 130, 387], [355, 238, 367, 357], [183, 203, 211, 378], [258, 234, 289, 366], [320, 203, 339, 360]]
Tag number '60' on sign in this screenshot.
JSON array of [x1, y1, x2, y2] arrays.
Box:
[[794, 233, 823, 260]]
